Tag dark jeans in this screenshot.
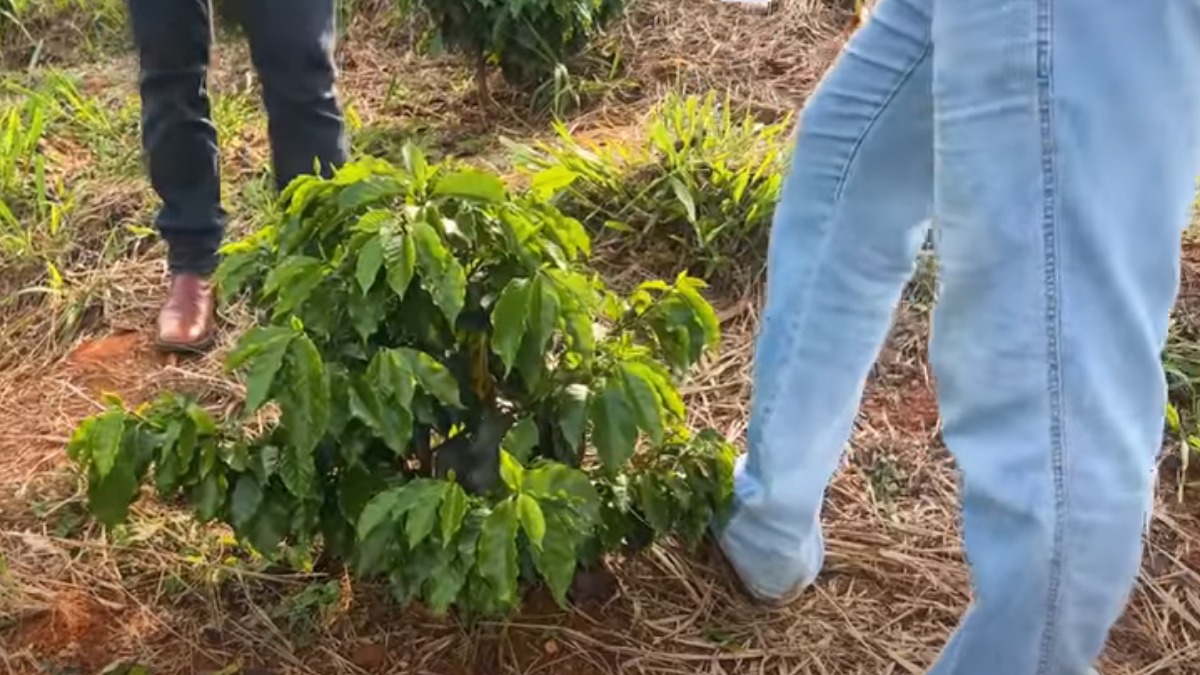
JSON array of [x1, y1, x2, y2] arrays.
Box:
[[128, 0, 348, 276]]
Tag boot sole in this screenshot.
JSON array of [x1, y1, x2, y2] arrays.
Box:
[[154, 333, 216, 354]]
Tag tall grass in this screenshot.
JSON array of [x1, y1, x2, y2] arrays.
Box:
[[512, 92, 792, 281]]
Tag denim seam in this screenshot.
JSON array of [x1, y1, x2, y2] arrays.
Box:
[[1035, 0, 1067, 672], [758, 38, 933, 437]]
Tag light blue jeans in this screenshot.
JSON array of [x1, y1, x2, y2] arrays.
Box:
[[717, 0, 1200, 673]]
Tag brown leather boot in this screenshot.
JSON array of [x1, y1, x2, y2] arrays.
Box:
[[156, 274, 216, 352]]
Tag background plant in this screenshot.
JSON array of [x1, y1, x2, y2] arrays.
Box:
[[65, 150, 736, 616], [408, 0, 624, 103], [511, 92, 792, 281]]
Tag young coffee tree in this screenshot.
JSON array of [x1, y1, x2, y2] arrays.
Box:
[[412, 0, 623, 102], [66, 150, 736, 615]]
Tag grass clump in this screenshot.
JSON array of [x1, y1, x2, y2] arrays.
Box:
[[512, 92, 792, 282]]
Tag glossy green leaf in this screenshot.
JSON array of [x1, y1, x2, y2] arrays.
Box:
[[405, 481, 447, 550], [263, 255, 325, 317], [370, 349, 416, 409], [557, 384, 589, 453], [356, 234, 385, 293], [517, 493, 546, 550], [589, 379, 638, 473], [241, 487, 293, 554], [242, 329, 294, 413], [349, 375, 413, 455], [524, 463, 600, 523], [230, 473, 263, 530], [503, 417, 539, 463], [619, 363, 665, 445], [412, 220, 466, 325], [526, 275, 561, 358], [439, 482, 470, 546], [89, 409, 126, 480], [433, 169, 506, 203], [425, 522, 478, 613], [226, 325, 294, 370], [357, 487, 403, 540], [499, 451, 524, 492], [383, 226, 417, 299], [399, 348, 463, 409], [190, 471, 227, 522], [477, 499, 520, 606], [490, 278, 531, 374], [530, 505, 580, 607], [87, 458, 140, 527], [279, 332, 331, 456]]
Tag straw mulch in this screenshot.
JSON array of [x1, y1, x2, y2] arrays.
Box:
[[2, 1, 1198, 674]]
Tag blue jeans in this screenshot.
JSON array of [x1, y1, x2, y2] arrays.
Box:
[[128, 0, 348, 275], [718, 0, 1200, 673]]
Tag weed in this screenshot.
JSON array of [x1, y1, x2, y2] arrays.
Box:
[[514, 92, 792, 282], [1164, 318, 1200, 499]]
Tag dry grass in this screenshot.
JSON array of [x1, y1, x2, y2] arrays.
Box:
[[2, 1, 1199, 674]]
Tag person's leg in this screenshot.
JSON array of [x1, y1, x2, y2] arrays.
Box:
[[717, 0, 935, 600], [127, 0, 223, 350], [927, 0, 1200, 673], [241, 0, 347, 190]]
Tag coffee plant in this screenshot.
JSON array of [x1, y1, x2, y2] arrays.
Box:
[[65, 150, 736, 615], [412, 0, 623, 100]]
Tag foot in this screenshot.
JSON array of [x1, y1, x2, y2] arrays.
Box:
[[156, 274, 216, 352], [709, 532, 806, 609]]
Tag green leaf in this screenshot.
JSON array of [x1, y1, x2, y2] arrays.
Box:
[[405, 482, 447, 550], [526, 275, 561, 358], [557, 384, 589, 454], [226, 325, 294, 370], [676, 274, 721, 350], [89, 409, 127, 480], [230, 473, 263, 530], [242, 487, 293, 553], [529, 165, 579, 198], [370, 349, 416, 408], [242, 329, 294, 413], [263, 255, 325, 317], [499, 451, 524, 492], [477, 499, 520, 606], [637, 476, 673, 535], [357, 487, 402, 540], [279, 332, 331, 455], [503, 417, 539, 463], [356, 479, 446, 541], [383, 226, 417, 299], [531, 506, 581, 607], [87, 458, 140, 527], [433, 169, 506, 203], [190, 471, 227, 522], [589, 379, 638, 473], [668, 176, 697, 223], [356, 234, 384, 294], [399, 348, 463, 409], [426, 521, 478, 613], [348, 287, 388, 341], [349, 375, 413, 455], [439, 482, 470, 546], [412, 220, 466, 325], [619, 364, 665, 445], [66, 416, 96, 464], [490, 278, 531, 374], [517, 493, 546, 550], [524, 463, 600, 522]]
